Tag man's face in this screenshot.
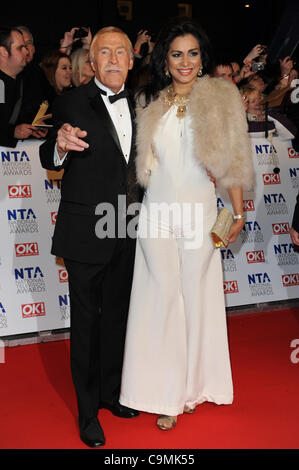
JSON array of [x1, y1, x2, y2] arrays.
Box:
[[214, 65, 233, 81], [4, 31, 28, 76], [21, 30, 35, 63], [231, 62, 241, 82], [90, 32, 133, 93]]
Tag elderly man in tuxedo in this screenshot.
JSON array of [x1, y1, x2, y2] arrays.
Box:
[[39, 27, 141, 448]]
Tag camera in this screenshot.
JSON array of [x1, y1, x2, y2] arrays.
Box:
[[73, 27, 88, 39], [251, 61, 265, 72], [146, 32, 156, 43], [259, 46, 268, 55]]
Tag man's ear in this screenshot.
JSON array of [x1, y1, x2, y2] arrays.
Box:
[[90, 61, 96, 72], [128, 57, 134, 71], [0, 45, 9, 58]]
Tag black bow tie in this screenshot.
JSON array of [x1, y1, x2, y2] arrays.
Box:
[[109, 89, 129, 104], [98, 87, 129, 104]]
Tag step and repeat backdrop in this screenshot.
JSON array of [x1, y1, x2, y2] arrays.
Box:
[[0, 135, 298, 336], [218, 135, 299, 306], [0, 141, 68, 337]]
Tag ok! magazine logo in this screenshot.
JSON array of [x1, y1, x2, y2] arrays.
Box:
[[272, 222, 290, 235], [282, 273, 299, 287], [246, 250, 265, 264], [288, 147, 299, 159], [223, 280, 239, 294], [15, 242, 39, 257], [8, 184, 32, 198], [243, 200, 255, 212], [21, 302, 46, 318], [262, 173, 281, 185]]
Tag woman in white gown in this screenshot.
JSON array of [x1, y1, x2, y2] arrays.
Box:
[[120, 17, 254, 430]]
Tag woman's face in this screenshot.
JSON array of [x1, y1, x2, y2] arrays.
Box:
[[166, 34, 202, 91], [55, 57, 72, 91], [247, 90, 263, 115], [81, 53, 95, 84], [248, 74, 265, 92], [241, 93, 249, 111]]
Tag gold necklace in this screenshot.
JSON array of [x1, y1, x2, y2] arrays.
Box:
[[163, 85, 190, 118]]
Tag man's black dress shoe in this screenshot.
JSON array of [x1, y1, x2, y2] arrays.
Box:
[[100, 402, 139, 418], [79, 417, 105, 448]]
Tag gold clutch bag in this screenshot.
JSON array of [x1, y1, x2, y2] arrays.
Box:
[[210, 207, 234, 248]]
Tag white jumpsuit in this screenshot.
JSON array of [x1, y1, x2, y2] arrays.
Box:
[[120, 106, 233, 416]]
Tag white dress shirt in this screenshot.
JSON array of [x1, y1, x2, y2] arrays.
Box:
[[54, 78, 132, 166]]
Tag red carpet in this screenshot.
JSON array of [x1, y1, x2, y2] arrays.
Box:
[[0, 308, 299, 450]]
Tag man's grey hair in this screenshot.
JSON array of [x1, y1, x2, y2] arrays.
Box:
[[16, 25, 34, 43], [89, 26, 134, 63]]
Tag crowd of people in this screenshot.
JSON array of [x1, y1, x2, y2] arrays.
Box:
[[0, 23, 298, 149], [1, 18, 299, 449]]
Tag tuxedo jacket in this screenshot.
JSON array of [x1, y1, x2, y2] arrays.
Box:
[[39, 79, 142, 264]]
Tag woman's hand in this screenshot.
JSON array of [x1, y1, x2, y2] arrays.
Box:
[[244, 44, 266, 62], [60, 28, 80, 55], [226, 186, 244, 244], [134, 30, 151, 53], [279, 56, 293, 76], [225, 218, 245, 244], [206, 169, 216, 187], [240, 62, 255, 80]]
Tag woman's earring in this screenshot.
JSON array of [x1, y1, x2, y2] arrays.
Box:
[[197, 65, 203, 77], [165, 69, 170, 78]]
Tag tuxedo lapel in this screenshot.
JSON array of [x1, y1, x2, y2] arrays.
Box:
[[88, 82, 123, 157], [127, 93, 136, 165]]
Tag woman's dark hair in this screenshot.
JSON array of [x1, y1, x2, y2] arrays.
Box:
[[138, 16, 214, 105]]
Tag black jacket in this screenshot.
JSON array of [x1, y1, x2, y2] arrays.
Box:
[[39, 79, 142, 264], [293, 192, 299, 233]]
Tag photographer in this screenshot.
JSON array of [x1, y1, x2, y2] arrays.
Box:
[[59, 27, 92, 56], [243, 43, 268, 68], [129, 29, 155, 92], [231, 61, 255, 84], [240, 84, 296, 140], [133, 29, 153, 59]]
